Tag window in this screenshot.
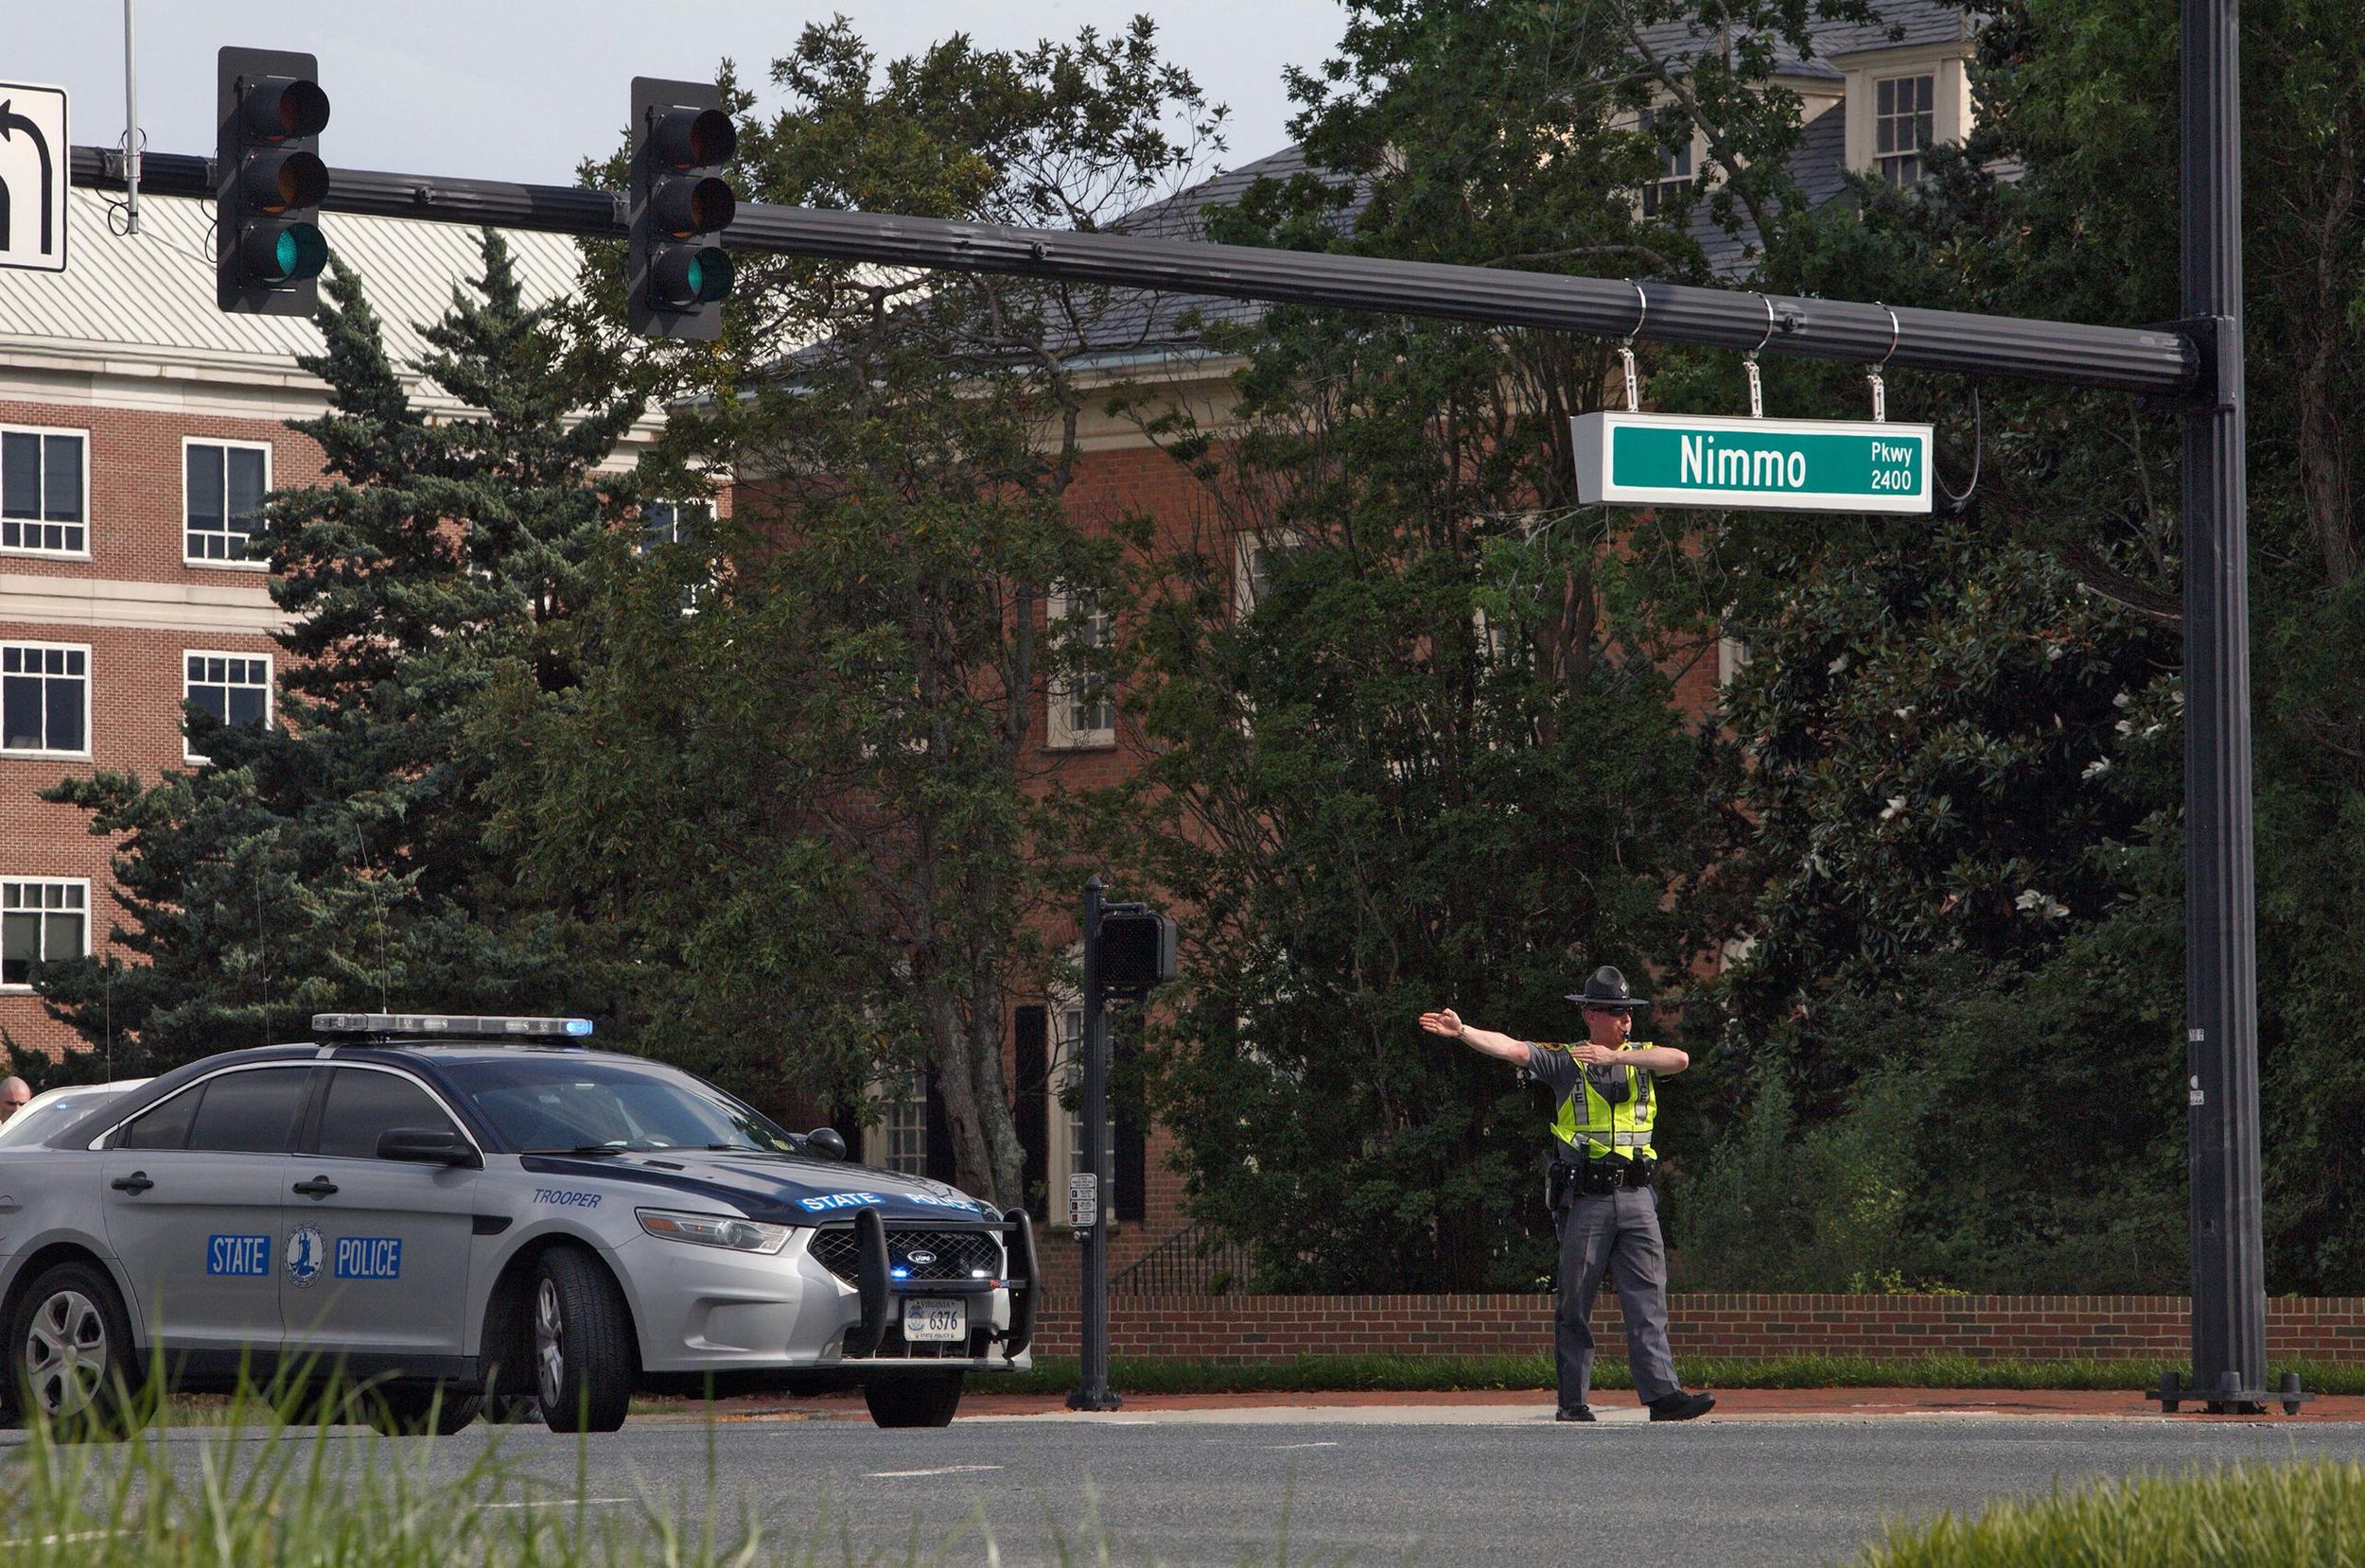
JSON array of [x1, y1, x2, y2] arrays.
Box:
[[1, 642, 89, 756], [183, 652, 272, 761], [315, 1069, 459, 1159], [639, 499, 713, 613], [116, 1089, 201, 1151], [1053, 1005, 1089, 1189], [1875, 74, 1936, 185], [0, 427, 87, 555], [2, 880, 87, 989], [184, 439, 271, 566], [877, 1075, 928, 1176], [184, 1067, 311, 1155], [1234, 531, 1307, 618], [1638, 108, 1694, 218], [1046, 587, 1115, 749]]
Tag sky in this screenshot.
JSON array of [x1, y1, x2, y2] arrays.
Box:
[[4, 0, 1346, 188]]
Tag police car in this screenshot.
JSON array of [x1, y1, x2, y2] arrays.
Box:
[[0, 1015, 1036, 1436]]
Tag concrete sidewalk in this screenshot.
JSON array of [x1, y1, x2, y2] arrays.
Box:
[[657, 1385, 2365, 1425]]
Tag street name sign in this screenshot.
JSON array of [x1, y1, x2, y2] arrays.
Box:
[[1571, 410, 1935, 514], [0, 81, 67, 272]]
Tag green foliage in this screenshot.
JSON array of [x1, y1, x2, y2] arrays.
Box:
[[30, 236, 638, 1072], [481, 22, 1223, 1204], [1849, 1463, 2365, 1568], [1115, 0, 1927, 1291]]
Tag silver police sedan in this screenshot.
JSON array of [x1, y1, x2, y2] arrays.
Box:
[[0, 1015, 1036, 1436]]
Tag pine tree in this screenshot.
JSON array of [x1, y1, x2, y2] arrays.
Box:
[[32, 235, 639, 1071]]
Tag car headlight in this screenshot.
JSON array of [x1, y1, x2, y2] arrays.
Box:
[[636, 1208, 791, 1255]]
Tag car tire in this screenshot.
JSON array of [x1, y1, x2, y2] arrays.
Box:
[[361, 1385, 482, 1437], [532, 1248, 634, 1434], [4, 1260, 145, 1440], [864, 1370, 965, 1428]]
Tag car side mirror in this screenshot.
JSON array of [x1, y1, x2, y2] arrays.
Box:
[[803, 1127, 847, 1161], [377, 1126, 482, 1169]]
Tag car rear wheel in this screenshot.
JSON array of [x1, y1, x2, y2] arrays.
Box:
[[5, 1261, 144, 1439], [533, 1248, 634, 1434], [864, 1369, 964, 1428]]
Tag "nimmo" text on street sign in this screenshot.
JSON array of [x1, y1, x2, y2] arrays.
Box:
[[1571, 411, 1935, 514]]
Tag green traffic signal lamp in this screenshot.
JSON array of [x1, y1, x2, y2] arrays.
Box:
[[239, 222, 329, 285], [217, 47, 333, 315], [650, 246, 734, 308]]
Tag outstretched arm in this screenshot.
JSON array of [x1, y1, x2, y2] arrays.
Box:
[[1418, 1008, 1531, 1066]]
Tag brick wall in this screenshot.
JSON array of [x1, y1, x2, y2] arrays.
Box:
[[1022, 1293, 2365, 1365]]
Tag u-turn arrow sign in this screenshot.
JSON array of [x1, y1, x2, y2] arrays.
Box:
[[0, 81, 68, 273]]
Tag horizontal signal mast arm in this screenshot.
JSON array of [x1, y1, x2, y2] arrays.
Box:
[[74, 145, 2199, 396]]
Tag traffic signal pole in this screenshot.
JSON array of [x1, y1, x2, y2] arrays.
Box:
[[63, 0, 2271, 1405], [1069, 876, 1119, 1412]]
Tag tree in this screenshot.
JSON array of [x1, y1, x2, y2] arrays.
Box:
[[479, 20, 1222, 1207], [1110, 0, 1890, 1289], [34, 235, 639, 1071], [1677, 0, 2365, 1293]]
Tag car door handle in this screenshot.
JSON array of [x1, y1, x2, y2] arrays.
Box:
[[110, 1172, 154, 1194], [292, 1176, 340, 1198]]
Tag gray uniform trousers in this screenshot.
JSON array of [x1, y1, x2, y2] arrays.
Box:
[[1554, 1183, 1679, 1409]]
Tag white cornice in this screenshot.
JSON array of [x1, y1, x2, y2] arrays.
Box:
[[0, 573, 290, 636]]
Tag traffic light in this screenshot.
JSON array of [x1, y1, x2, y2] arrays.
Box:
[[628, 78, 738, 340], [216, 47, 331, 315], [1097, 907, 1178, 992]]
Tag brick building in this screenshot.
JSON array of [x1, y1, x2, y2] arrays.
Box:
[[0, 189, 658, 1065]]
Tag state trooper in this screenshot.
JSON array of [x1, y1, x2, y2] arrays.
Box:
[[1420, 967, 1715, 1423]]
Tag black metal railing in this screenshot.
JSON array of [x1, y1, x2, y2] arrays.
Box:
[[1111, 1220, 1256, 1297]]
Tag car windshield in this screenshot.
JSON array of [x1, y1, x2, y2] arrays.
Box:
[[0, 1083, 141, 1148], [438, 1057, 798, 1156]]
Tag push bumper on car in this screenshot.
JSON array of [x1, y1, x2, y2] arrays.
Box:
[[832, 1205, 1039, 1369]]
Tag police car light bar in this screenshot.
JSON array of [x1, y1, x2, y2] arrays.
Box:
[[310, 1013, 596, 1039]]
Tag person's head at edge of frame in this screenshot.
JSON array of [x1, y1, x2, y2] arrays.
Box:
[[1566, 965, 1647, 1047], [0, 1077, 28, 1123]]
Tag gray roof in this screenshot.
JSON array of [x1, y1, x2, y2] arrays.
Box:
[[0, 189, 587, 386], [1636, 1, 1973, 81]]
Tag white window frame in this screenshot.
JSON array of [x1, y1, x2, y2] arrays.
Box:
[[181, 649, 274, 764], [637, 498, 715, 615], [1872, 72, 1937, 185], [1233, 529, 1309, 620], [1, 878, 91, 993], [1636, 106, 1696, 218], [181, 437, 273, 571], [863, 1073, 930, 1176], [1045, 998, 1090, 1198], [1838, 46, 1973, 183], [1045, 585, 1116, 751], [1, 639, 93, 759], [0, 424, 92, 560]]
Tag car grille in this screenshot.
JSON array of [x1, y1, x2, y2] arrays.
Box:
[[808, 1226, 1005, 1285]]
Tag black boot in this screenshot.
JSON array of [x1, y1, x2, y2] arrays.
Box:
[[1647, 1390, 1716, 1422], [1554, 1404, 1597, 1422]]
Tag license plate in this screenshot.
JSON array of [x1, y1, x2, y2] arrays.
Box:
[[903, 1298, 967, 1342]]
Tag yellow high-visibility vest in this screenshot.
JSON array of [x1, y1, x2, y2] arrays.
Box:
[[1550, 1043, 1656, 1163]]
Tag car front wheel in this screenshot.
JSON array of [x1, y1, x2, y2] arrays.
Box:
[[864, 1369, 964, 1428], [5, 1261, 143, 1439], [533, 1248, 634, 1434]]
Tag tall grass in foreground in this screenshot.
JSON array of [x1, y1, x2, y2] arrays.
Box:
[[0, 1381, 1349, 1567], [1848, 1461, 2365, 1567]]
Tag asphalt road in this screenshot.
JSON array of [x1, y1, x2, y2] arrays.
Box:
[[15, 1407, 2365, 1566]]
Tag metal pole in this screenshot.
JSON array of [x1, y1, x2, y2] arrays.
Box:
[[68, 146, 2199, 397], [1067, 875, 1121, 1411], [2181, 0, 2268, 1414], [119, 0, 140, 235]]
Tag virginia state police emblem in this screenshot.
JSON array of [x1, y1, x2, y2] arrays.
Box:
[[286, 1225, 325, 1289]]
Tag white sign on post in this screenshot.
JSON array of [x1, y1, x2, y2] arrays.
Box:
[[1068, 1171, 1098, 1229], [0, 82, 68, 274]]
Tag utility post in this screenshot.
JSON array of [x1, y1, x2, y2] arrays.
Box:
[[2177, 0, 2279, 1417], [1068, 877, 1180, 1414], [1068, 875, 1118, 1411]]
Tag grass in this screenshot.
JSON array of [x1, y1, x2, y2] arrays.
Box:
[[1848, 1461, 2365, 1566], [973, 1352, 2365, 1397]]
